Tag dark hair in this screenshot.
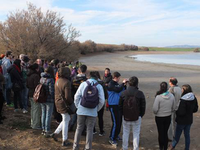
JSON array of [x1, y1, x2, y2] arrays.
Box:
[[79, 65, 87, 73], [6, 51, 12, 57], [169, 77, 178, 85], [29, 63, 39, 71], [181, 84, 192, 96], [113, 72, 121, 78], [14, 59, 21, 69], [45, 66, 55, 79], [94, 71, 101, 79], [129, 76, 138, 87], [156, 82, 168, 96], [105, 68, 110, 72], [90, 71, 97, 79]]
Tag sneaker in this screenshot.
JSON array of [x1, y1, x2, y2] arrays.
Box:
[[109, 140, 118, 147], [41, 131, 45, 135], [99, 131, 105, 136], [116, 136, 122, 141], [7, 103, 14, 107], [22, 109, 28, 114], [44, 132, 51, 138], [93, 131, 97, 135], [50, 133, 58, 141], [62, 140, 72, 147], [14, 109, 20, 112]]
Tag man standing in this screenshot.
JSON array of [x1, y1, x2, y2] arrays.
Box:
[[69, 64, 87, 131], [73, 71, 105, 150], [168, 77, 182, 141], [107, 72, 127, 147], [2, 51, 13, 106], [119, 76, 146, 150]]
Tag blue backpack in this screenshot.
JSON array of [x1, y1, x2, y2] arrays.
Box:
[[81, 81, 99, 108]]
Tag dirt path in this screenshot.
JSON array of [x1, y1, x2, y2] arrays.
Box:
[[0, 51, 199, 150]]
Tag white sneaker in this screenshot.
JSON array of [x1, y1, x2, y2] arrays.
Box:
[[22, 109, 28, 114]]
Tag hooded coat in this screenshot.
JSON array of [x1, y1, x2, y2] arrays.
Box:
[[55, 67, 73, 114], [176, 93, 198, 125], [27, 69, 40, 97], [153, 92, 175, 117]]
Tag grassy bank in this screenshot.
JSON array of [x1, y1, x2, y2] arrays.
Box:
[[149, 47, 194, 51]]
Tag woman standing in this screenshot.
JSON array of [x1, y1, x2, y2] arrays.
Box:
[[27, 63, 41, 129], [7, 59, 24, 112], [50, 67, 73, 146], [40, 66, 55, 136], [170, 84, 198, 150], [153, 82, 175, 150]]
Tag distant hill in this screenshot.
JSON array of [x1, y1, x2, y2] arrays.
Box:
[[166, 45, 200, 48]]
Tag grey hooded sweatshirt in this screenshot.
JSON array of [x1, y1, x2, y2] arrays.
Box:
[[153, 92, 175, 117]]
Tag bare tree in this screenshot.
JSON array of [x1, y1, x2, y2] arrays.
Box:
[[0, 3, 80, 61]]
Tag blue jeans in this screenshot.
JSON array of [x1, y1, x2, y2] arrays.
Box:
[[41, 102, 54, 132], [21, 83, 29, 110], [172, 124, 191, 150]]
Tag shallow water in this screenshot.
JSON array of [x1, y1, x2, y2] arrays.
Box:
[[131, 53, 200, 66]]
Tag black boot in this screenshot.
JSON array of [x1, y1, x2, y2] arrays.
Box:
[[62, 140, 72, 147]]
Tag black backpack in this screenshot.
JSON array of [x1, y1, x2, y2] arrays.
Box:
[[81, 81, 99, 108], [123, 90, 139, 121]]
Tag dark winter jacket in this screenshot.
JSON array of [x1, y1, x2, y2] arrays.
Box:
[[103, 73, 112, 85], [27, 70, 40, 97], [176, 93, 198, 125], [0, 73, 5, 91], [55, 67, 73, 114], [40, 72, 55, 103], [71, 74, 87, 99], [119, 86, 146, 118], [7, 64, 24, 91], [98, 79, 108, 100], [107, 80, 125, 105]]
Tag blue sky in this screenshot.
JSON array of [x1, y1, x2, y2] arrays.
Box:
[[0, 0, 200, 46]]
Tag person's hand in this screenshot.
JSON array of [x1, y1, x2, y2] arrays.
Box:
[[123, 79, 128, 84]]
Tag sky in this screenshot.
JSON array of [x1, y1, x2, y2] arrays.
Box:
[[0, 0, 200, 47]]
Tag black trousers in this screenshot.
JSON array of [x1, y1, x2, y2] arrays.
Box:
[[109, 105, 122, 140], [94, 105, 105, 133], [0, 90, 5, 117], [13, 90, 23, 109], [155, 115, 171, 150]]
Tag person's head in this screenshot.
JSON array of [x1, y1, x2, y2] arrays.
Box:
[[78, 64, 87, 74], [19, 54, 25, 60], [157, 82, 168, 95], [113, 72, 121, 82], [94, 71, 101, 79], [90, 71, 97, 80], [5, 51, 12, 59], [29, 63, 39, 72], [45, 66, 55, 78], [129, 76, 138, 87], [14, 59, 21, 68], [169, 77, 178, 86], [36, 59, 42, 66], [181, 84, 192, 96], [105, 68, 110, 75], [58, 67, 71, 79]]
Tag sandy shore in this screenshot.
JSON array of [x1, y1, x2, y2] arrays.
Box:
[[79, 51, 200, 150]]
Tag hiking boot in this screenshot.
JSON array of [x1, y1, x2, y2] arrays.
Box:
[[50, 133, 58, 141], [99, 131, 105, 136], [62, 140, 72, 147], [109, 140, 118, 148]]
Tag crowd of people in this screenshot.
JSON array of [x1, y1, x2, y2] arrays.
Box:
[[0, 50, 199, 150]]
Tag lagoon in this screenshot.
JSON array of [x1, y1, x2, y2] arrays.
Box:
[[131, 53, 200, 66]]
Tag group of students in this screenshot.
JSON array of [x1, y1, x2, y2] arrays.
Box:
[[0, 50, 199, 150]]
